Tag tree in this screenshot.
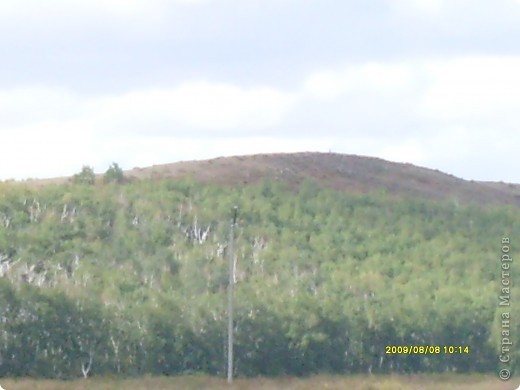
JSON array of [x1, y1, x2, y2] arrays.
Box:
[[73, 166, 96, 185], [0, 175, 518, 378], [103, 162, 125, 184]]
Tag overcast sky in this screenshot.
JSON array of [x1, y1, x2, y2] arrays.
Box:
[[1, 0, 520, 182]]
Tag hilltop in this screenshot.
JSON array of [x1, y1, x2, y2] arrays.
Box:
[[23, 152, 520, 207]]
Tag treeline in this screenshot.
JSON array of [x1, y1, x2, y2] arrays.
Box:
[[0, 173, 518, 378]]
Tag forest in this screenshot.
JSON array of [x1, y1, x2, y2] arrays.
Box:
[[0, 163, 518, 379]]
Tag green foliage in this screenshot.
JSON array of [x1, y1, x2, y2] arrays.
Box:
[[103, 162, 125, 184], [72, 166, 96, 185], [0, 177, 518, 378]]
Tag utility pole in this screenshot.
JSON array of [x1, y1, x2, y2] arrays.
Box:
[[227, 206, 238, 384]]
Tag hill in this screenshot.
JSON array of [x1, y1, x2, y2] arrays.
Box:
[[0, 152, 518, 379]]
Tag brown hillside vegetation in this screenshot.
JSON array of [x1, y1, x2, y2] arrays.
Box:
[[20, 152, 520, 206]]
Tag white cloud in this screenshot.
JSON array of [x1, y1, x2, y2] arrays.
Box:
[[302, 56, 520, 128], [0, 86, 81, 127], [2, 55, 520, 182], [299, 56, 520, 181], [379, 140, 426, 165], [420, 56, 520, 121], [90, 82, 297, 134], [0, 120, 95, 180], [303, 62, 414, 101], [0, 80, 297, 179], [0, 81, 296, 135]]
